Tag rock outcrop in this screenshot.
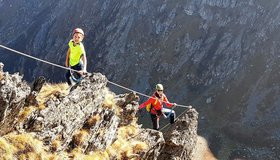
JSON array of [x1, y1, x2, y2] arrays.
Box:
[[160, 109, 198, 160], [0, 63, 30, 135], [0, 63, 198, 159]]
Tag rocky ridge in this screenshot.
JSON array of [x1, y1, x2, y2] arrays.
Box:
[[0, 62, 198, 159]]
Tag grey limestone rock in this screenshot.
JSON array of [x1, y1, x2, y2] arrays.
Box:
[[159, 108, 199, 160], [0, 67, 30, 135]]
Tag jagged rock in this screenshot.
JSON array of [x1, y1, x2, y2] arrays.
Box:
[[115, 92, 140, 107], [25, 76, 46, 106], [115, 92, 140, 126], [21, 73, 122, 152], [136, 129, 165, 160], [84, 108, 119, 153], [0, 64, 199, 158], [132, 108, 198, 160], [159, 108, 198, 160], [0, 69, 31, 135], [0, 63, 3, 73]]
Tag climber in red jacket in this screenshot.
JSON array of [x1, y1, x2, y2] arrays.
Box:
[[138, 84, 176, 130]]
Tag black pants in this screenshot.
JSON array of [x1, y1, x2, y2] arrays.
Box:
[[65, 63, 82, 85], [150, 114, 160, 130], [150, 109, 175, 130]]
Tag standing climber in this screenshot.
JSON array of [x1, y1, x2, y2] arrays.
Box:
[[138, 84, 176, 130], [65, 28, 87, 86]]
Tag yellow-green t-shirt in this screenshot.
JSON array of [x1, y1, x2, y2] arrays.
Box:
[[68, 40, 85, 66]]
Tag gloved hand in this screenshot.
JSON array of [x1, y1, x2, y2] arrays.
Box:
[[78, 70, 87, 76]]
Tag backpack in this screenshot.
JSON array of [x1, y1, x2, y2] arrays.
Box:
[[146, 98, 158, 112]]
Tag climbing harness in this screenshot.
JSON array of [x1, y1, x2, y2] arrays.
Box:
[[70, 68, 83, 83], [163, 106, 175, 119]]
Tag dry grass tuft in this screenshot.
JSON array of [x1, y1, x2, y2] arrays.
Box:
[[51, 139, 61, 152], [48, 152, 69, 160], [17, 106, 36, 123], [102, 93, 115, 109], [36, 83, 68, 105], [85, 115, 101, 129], [4, 133, 44, 152], [0, 133, 71, 159], [85, 151, 110, 160], [1, 133, 51, 159], [118, 125, 139, 138], [0, 72, 3, 81], [38, 103, 46, 110], [70, 147, 87, 159], [108, 138, 138, 159], [104, 125, 148, 159], [132, 141, 148, 153], [72, 129, 89, 147], [0, 137, 17, 159], [70, 148, 110, 160]]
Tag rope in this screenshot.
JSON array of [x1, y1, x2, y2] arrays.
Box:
[[0, 45, 79, 73], [108, 80, 191, 108], [107, 80, 151, 99], [0, 44, 191, 108]]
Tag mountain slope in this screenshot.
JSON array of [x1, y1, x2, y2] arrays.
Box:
[[1, 0, 280, 159]]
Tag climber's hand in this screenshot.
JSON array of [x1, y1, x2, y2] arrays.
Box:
[[172, 103, 177, 108]]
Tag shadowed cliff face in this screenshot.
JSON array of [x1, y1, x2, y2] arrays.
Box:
[[1, 0, 280, 159]]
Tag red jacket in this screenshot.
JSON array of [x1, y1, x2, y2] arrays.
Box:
[[139, 93, 173, 115]]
